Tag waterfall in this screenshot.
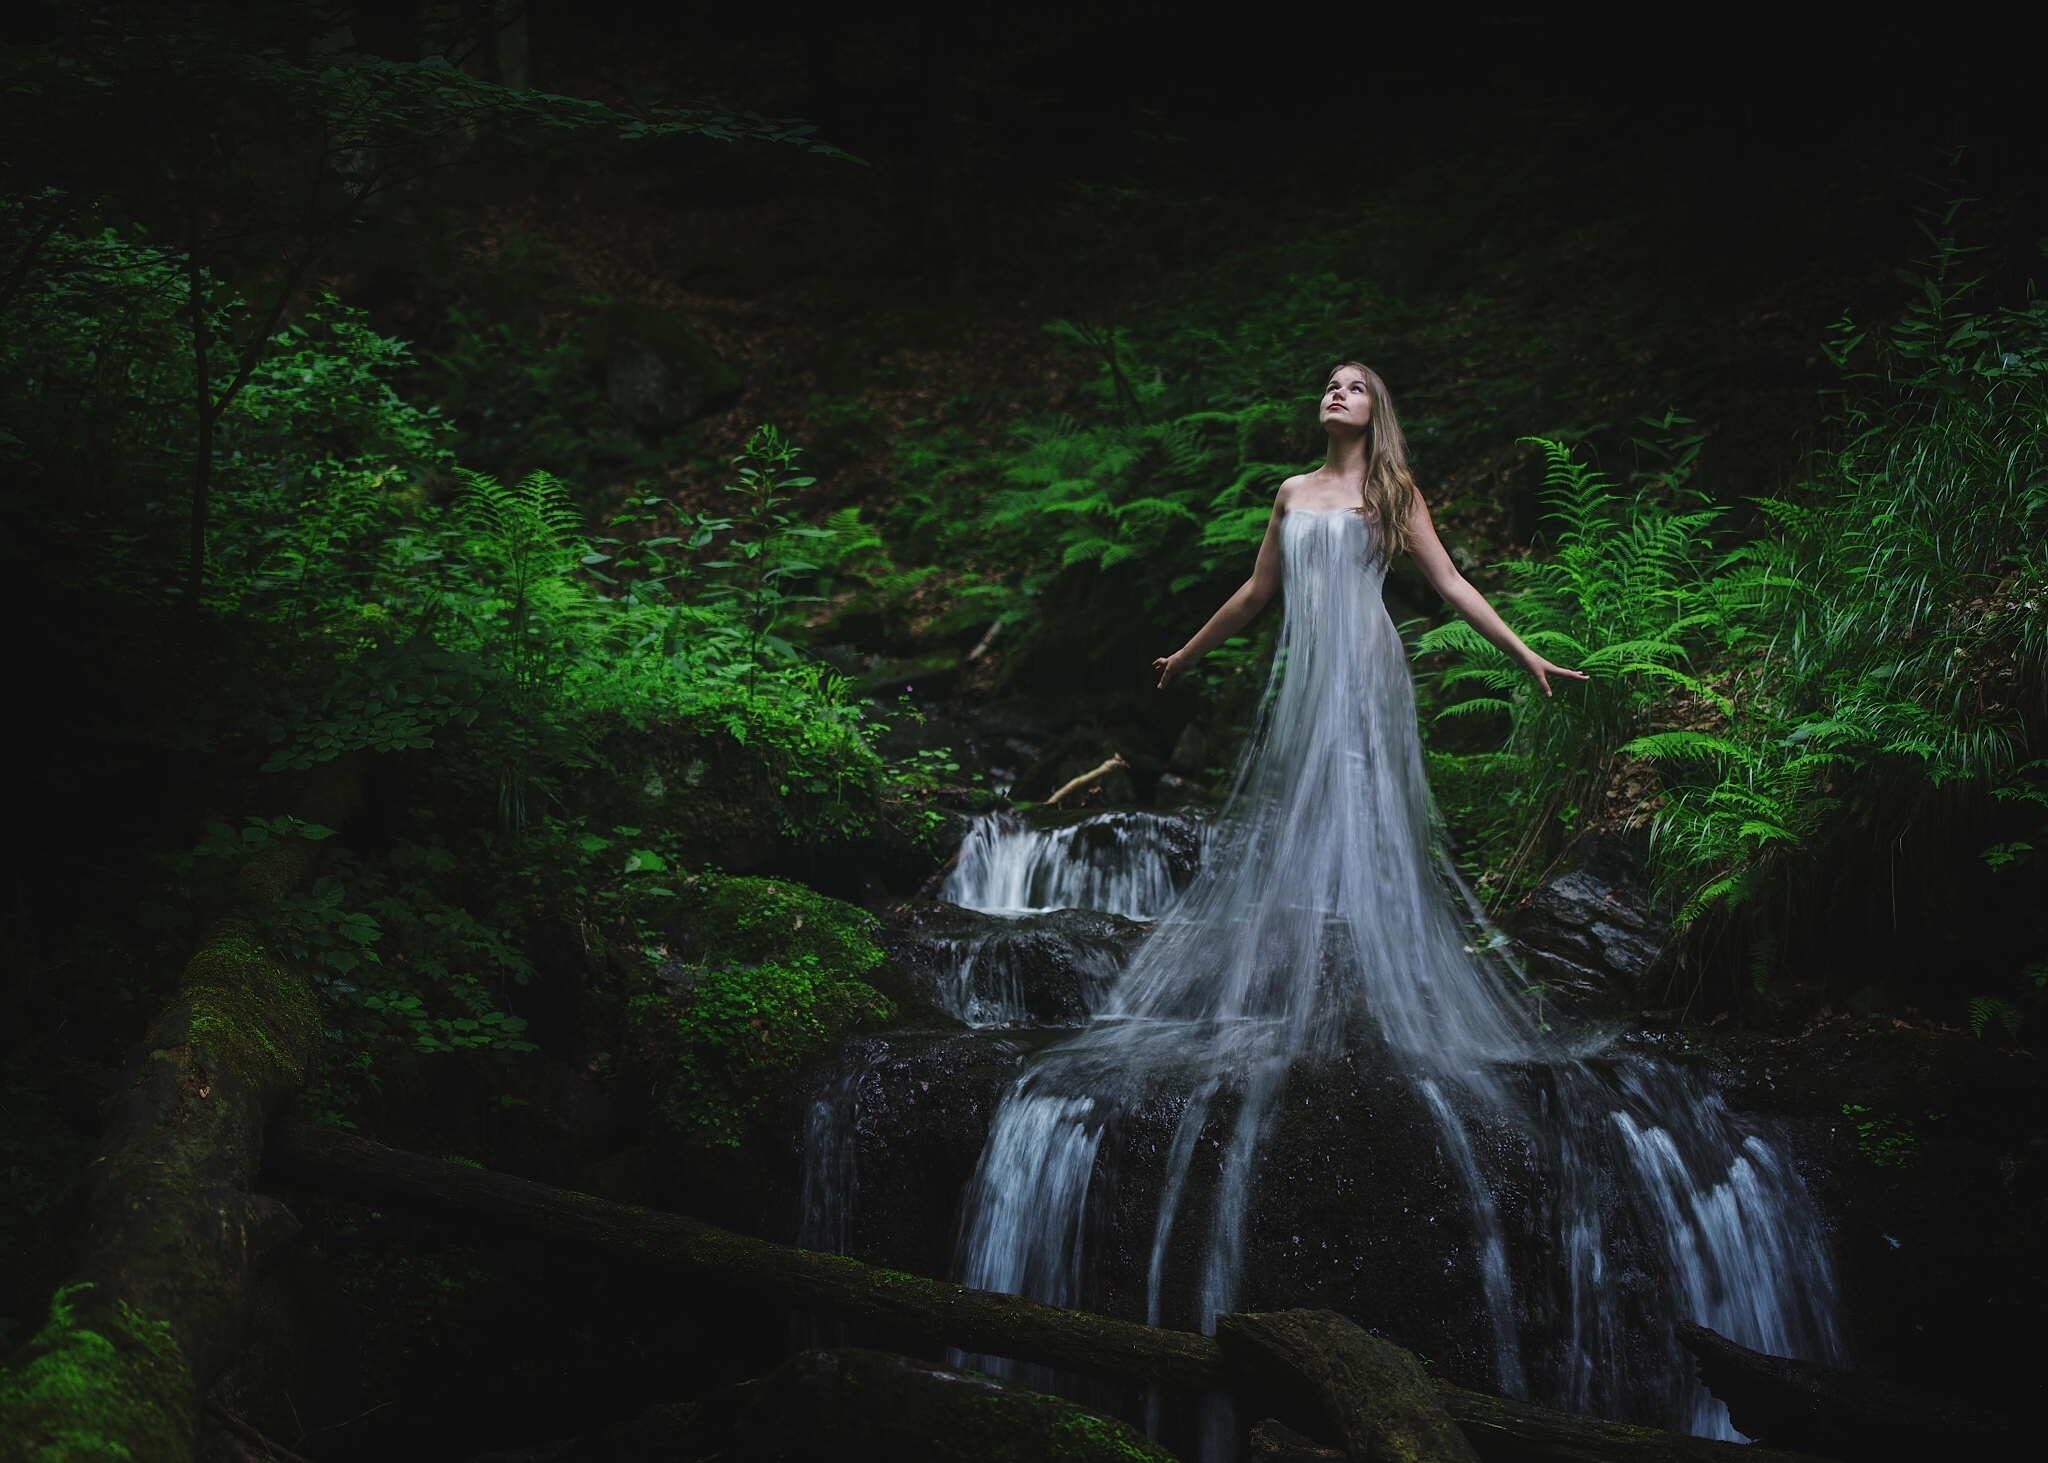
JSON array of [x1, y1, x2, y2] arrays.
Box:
[[945, 508, 1846, 1442], [941, 809, 1199, 919]]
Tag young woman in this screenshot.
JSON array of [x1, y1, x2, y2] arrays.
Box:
[[1152, 361, 1586, 698]]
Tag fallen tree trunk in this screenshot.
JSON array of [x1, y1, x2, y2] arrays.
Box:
[[267, 1122, 1229, 1391], [268, 1127, 1828, 1463], [1676, 1320, 2040, 1461], [671, 1348, 1182, 1463], [1219, 1309, 1480, 1463], [1434, 1384, 1816, 1463], [0, 756, 362, 1463]]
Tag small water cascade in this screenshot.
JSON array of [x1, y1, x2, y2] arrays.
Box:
[[941, 809, 1201, 919]]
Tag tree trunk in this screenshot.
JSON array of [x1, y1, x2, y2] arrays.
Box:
[[1434, 1382, 1825, 1463], [1676, 1320, 2039, 1461], [265, 1122, 1230, 1391], [265, 1128, 1831, 1463], [0, 757, 363, 1463], [1218, 1309, 1481, 1463]]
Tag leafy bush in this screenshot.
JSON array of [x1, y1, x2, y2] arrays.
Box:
[[1421, 219, 2048, 1012], [0, 200, 900, 1141]]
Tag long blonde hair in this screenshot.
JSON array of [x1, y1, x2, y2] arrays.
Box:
[[1330, 362, 1419, 562]]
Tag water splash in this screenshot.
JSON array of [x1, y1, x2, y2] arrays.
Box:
[[949, 507, 1845, 1436]]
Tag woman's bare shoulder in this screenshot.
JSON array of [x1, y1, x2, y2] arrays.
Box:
[[1274, 474, 1307, 508]]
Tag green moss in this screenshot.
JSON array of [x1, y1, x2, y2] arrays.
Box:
[[0, 1281, 194, 1462], [177, 928, 321, 1098], [1045, 1408, 1173, 1461], [630, 956, 893, 1147], [684, 875, 884, 974]]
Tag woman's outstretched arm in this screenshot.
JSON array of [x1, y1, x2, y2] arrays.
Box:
[[1154, 502, 1287, 688], [1404, 495, 1588, 697]]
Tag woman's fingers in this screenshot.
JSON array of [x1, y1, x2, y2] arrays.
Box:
[[1152, 655, 1175, 689], [1531, 659, 1591, 697]]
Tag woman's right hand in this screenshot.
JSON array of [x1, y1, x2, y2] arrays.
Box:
[[1153, 652, 1186, 689]]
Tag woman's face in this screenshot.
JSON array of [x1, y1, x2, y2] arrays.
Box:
[[1320, 367, 1373, 435]]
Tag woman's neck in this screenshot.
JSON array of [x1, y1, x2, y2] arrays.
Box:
[[1319, 429, 1369, 484]]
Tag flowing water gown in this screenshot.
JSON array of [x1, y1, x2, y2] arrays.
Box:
[[953, 507, 1846, 1441]]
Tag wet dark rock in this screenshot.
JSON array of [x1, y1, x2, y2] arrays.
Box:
[[1505, 833, 1670, 1016], [640, 1029, 1035, 1270], [583, 302, 743, 431], [1155, 772, 1206, 808], [880, 902, 1148, 1027], [785, 1031, 1062, 1279], [1222, 1053, 1520, 1393]]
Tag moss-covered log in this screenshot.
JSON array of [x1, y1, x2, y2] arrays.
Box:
[[1676, 1320, 2040, 1461], [0, 757, 362, 1463], [1218, 1309, 1480, 1463], [266, 1128, 1830, 1463], [575, 1349, 1179, 1463], [267, 1121, 1230, 1390], [1433, 1384, 1818, 1463]]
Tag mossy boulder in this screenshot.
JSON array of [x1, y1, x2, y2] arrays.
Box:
[[672, 875, 886, 973], [628, 876, 895, 1147]]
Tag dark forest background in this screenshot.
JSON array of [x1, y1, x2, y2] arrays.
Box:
[[5, 2, 2048, 1458]]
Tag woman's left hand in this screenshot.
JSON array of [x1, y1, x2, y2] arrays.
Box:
[[1524, 655, 1589, 698]]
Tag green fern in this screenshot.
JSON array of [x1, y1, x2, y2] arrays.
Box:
[[1966, 995, 2023, 1039], [1421, 240, 2048, 931]]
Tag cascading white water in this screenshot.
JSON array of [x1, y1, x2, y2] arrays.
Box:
[[942, 810, 1195, 919], [951, 507, 1845, 1443]]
